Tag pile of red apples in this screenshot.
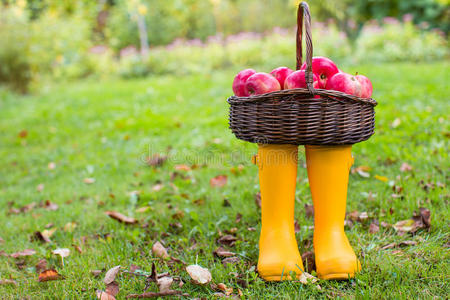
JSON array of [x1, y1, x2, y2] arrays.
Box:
[[232, 56, 372, 98]]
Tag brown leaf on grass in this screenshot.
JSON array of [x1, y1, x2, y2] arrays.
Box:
[[394, 208, 431, 234], [210, 175, 227, 187], [186, 265, 212, 285], [18, 130, 28, 138], [83, 178, 95, 184], [400, 163, 413, 172], [304, 204, 314, 218], [10, 249, 36, 258], [104, 266, 121, 285], [381, 241, 417, 250], [126, 291, 182, 298], [347, 211, 369, 223], [217, 235, 237, 247], [32, 230, 54, 243], [106, 281, 120, 297], [235, 213, 242, 223], [97, 290, 116, 300], [38, 269, 62, 282], [294, 220, 301, 233], [297, 272, 318, 284], [43, 200, 58, 211], [254, 192, 261, 209], [146, 154, 167, 167], [175, 164, 191, 171], [37, 183, 44, 192], [301, 251, 316, 273], [352, 165, 371, 174], [0, 237, 3, 244], [91, 270, 103, 277], [157, 276, 173, 293], [222, 256, 240, 266], [152, 241, 169, 259], [0, 279, 17, 285], [171, 210, 184, 220], [105, 211, 137, 224], [35, 259, 48, 274], [412, 207, 431, 230], [72, 244, 83, 254], [152, 183, 163, 192], [369, 222, 380, 234], [213, 247, 235, 258], [222, 199, 231, 207], [216, 283, 233, 296]]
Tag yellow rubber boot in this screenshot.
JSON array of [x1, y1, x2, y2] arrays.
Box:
[[305, 145, 361, 280], [255, 144, 304, 281]]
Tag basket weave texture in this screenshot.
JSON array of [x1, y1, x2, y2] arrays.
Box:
[[227, 2, 377, 145]]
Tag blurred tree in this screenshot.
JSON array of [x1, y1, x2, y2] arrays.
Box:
[[309, 0, 449, 44]]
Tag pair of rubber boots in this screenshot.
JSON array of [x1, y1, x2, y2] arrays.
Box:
[[254, 144, 361, 281]]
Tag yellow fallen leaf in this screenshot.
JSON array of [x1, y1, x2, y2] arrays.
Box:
[[375, 175, 388, 182]]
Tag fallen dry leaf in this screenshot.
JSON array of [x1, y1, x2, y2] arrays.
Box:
[[210, 175, 227, 187], [33, 229, 55, 243], [186, 265, 211, 285], [106, 281, 120, 297], [393, 219, 415, 233], [175, 164, 191, 171], [369, 222, 380, 234], [91, 270, 103, 277], [213, 247, 235, 258], [38, 269, 62, 282], [304, 204, 314, 218], [391, 118, 401, 128], [35, 259, 48, 274], [18, 130, 28, 138], [374, 175, 388, 182], [0, 237, 3, 244], [37, 183, 44, 192], [136, 206, 151, 213], [254, 192, 261, 209], [297, 272, 318, 284], [104, 266, 121, 285], [152, 241, 169, 259], [146, 154, 167, 167], [381, 241, 417, 250], [157, 276, 173, 293], [10, 249, 36, 258], [216, 283, 233, 296], [64, 222, 77, 232], [83, 178, 95, 184], [105, 211, 137, 224], [0, 279, 17, 286], [152, 183, 164, 192], [222, 256, 240, 266], [97, 290, 116, 300], [217, 235, 237, 247], [126, 291, 182, 298], [43, 200, 58, 211], [400, 162, 413, 172]]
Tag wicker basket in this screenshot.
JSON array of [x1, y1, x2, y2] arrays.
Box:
[[227, 2, 377, 145]]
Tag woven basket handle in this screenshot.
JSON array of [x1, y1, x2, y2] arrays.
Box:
[[296, 2, 315, 94]]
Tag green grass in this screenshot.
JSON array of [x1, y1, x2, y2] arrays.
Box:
[[0, 62, 449, 299]]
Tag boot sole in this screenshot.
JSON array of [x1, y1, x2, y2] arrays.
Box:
[[319, 273, 355, 280]]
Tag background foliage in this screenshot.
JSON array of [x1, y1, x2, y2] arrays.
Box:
[[0, 0, 448, 92]]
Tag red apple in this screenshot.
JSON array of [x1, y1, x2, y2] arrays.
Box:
[[356, 74, 373, 98], [232, 69, 256, 97], [284, 70, 320, 89], [300, 56, 339, 88], [270, 67, 294, 89], [326, 72, 363, 97], [246, 72, 281, 95]]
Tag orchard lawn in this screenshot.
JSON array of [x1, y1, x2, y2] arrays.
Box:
[[0, 62, 449, 299]]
